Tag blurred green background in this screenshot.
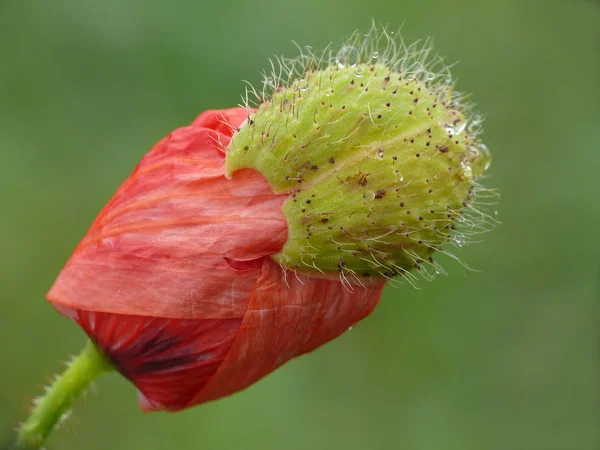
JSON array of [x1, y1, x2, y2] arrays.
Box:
[[1, 0, 598, 449]]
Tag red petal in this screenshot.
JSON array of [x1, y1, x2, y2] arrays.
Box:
[[187, 258, 386, 407], [47, 109, 287, 319], [55, 257, 384, 412], [190, 108, 250, 136], [55, 305, 242, 411], [48, 107, 387, 412]]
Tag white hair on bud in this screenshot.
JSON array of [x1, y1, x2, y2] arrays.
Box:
[[235, 23, 499, 288], [241, 23, 471, 117]]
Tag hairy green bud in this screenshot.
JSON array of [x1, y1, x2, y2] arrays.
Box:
[[226, 29, 494, 281]]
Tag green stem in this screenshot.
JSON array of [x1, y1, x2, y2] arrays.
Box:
[[14, 340, 113, 449]]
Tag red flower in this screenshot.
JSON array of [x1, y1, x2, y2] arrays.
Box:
[[48, 108, 385, 412]]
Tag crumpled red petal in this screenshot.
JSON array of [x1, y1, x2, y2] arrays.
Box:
[[55, 304, 242, 411], [47, 108, 287, 319], [186, 258, 386, 408], [55, 259, 384, 411]]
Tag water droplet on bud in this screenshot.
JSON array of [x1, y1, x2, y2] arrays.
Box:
[[441, 110, 466, 135], [354, 66, 365, 78], [453, 234, 466, 247], [468, 143, 492, 172], [336, 46, 359, 68], [372, 51, 379, 60], [478, 143, 491, 170], [461, 160, 473, 178], [299, 79, 309, 91]]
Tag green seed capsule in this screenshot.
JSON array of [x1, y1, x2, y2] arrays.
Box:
[[226, 51, 491, 279]]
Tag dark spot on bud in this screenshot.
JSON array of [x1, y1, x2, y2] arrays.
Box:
[[375, 189, 386, 199], [377, 114, 382, 119], [416, 153, 420, 157], [400, 202, 405, 207], [406, 210, 411, 215], [321, 218, 329, 224], [439, 145, 449, 153], [244, 146, 249, 150], [310, 165, 319, 171], [329, 157, 335, 164], [306, 200, 311, 204], [419, 216, 424, 220]]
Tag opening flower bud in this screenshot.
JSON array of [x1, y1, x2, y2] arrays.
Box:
[[43, 27, 496, 416]]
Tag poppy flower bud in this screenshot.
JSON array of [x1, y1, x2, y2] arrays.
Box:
[[47, 31, 494, 413], [48, 107, 386, 412]]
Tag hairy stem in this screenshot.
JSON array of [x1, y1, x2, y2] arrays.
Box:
[[14, 340, 113, 449]]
